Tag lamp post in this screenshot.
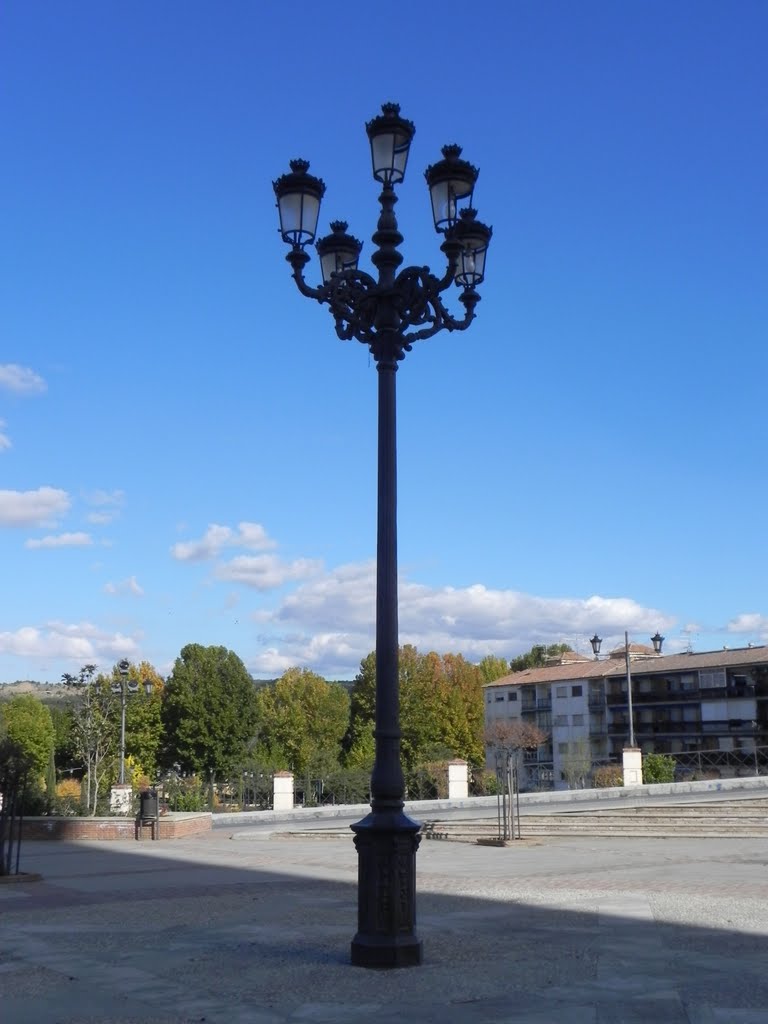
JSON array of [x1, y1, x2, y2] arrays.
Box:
[[273, 103, 491, 969], [589, 631, 664, 749], [111, 659, 153, 786]]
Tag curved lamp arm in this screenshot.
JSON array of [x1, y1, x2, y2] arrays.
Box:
[[286, 248, 325, 301]]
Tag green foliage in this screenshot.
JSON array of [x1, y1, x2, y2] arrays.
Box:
[[122, 661, 165, 778], [50, 705, 77, 774], [255, 668, 349, 778], [0, 694, 55, 776], [509, 643, 573, 673], [346, 646, 485, 779], [642, 752, 676, 784], [322, 767, 371, 805], [477, 655, 511, 684], [592, 764, 624, 788], [161, 644, 258, 779], [163, 775, 207, 811]]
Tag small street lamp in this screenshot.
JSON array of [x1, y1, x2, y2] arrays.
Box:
[[111, 659, 153, 786], [274, 103, 491, 969]]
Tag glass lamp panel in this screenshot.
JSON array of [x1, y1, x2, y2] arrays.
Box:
[[320, 248, 359, 284], [371, 132, 410, 183], [278, 191, 320, 246], [455, 239, 488, 287], [430, 179, 474, 232]]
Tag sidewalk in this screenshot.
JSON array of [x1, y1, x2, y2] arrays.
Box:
[[2, 825, 768, 1023]]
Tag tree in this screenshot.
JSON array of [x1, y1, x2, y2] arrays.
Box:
[[346, 646, 486, 782], [255, 667, 349, 780], [509, 643, 573, 673], [0, 695, 55, 777], [485, 718, 548, 758], [478, 655, 511, 684], [561, 738, 593, 789], [161, 644, 258, 783], [69, 668, 118, 815], [50, 704, 77, 776], [122, 661, 165, 780]]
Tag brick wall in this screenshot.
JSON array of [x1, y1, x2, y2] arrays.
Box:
[[20, 812, 212, 841]]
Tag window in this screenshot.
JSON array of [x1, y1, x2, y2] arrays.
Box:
[[556, 686, 567, 698], [554, 714, 568, 727], [507, 691, 518, 701], [572, 714, 584, 726], [558, 742, 569, 754], [571, 685, 583, 697], [495, 694, 504, 702], [700, 669, 726, 689]]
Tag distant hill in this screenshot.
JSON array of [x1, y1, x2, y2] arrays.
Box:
[[0, 680, 74, 702]]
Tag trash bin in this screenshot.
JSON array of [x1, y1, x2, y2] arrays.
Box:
[[139, 789, 158, 820]]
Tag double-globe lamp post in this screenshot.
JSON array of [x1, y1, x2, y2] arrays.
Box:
[[589, 631, 665, 748], [273, 103, 491, 968], [111, 659, 153, 786]]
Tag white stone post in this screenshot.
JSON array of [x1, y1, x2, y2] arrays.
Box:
[[110, 783, 132, 815], [272, 770, 294, 811], [622, 747, 643, 787], [447, 759, 469, 800]]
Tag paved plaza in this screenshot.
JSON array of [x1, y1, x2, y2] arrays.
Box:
[[2, 819, 768, 1023]]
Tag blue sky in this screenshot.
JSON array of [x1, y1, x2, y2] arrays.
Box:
[[1, 2, 766, 682]]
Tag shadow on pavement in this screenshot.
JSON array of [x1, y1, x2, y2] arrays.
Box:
[[2, 831, 767, 1023]]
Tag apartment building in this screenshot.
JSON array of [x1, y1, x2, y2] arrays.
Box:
[[484, 644, 768, 790]]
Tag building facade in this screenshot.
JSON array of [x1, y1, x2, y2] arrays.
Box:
[[484, 645, 768, 791]]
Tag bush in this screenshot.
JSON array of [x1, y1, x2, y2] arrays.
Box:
[[642, 753, 676, 784], [54, 778, 82, 816], [592, 764, 623, 788], [470, 769, 499, 797]]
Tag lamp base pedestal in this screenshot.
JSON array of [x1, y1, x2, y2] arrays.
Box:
[[350, 811, 422, 968]]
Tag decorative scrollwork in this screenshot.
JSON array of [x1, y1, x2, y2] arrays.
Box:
[[289, 252, 478, 361]]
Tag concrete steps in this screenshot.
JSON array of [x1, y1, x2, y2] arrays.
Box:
[[421, 796, 768, 841]]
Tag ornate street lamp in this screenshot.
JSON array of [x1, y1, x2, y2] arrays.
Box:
[[273, 103, 491, 969], [112, 659, 153, 786]]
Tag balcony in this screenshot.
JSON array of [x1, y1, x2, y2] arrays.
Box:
[[536, 698, 552, 711]]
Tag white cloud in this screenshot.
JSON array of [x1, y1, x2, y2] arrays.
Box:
[[215, 554, 322, 591], [248, 560, 675, 677], [0, 420, 11, 451], [0, 363, 46, 395], [82, 489, 124, 524], [25, 531, 93, 550], [727, 613, 768, 638], [0, 621, 138, 663], [0, 486, 70, 527], [171, 521, 277, 562], [104, 576, 144, 597], [85, 489, 124, 507]]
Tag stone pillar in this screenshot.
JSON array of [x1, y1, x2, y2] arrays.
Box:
[[622, 747, 643, 787], [272, 771, 294, 812], [447, 759, 469, 800], [110, 783, 132, 815]]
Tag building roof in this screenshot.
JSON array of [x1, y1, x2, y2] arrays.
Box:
[[484, 645, 768, 688]]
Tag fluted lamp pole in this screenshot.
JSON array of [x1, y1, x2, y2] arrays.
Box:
[[273, 104, 491, 968]]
